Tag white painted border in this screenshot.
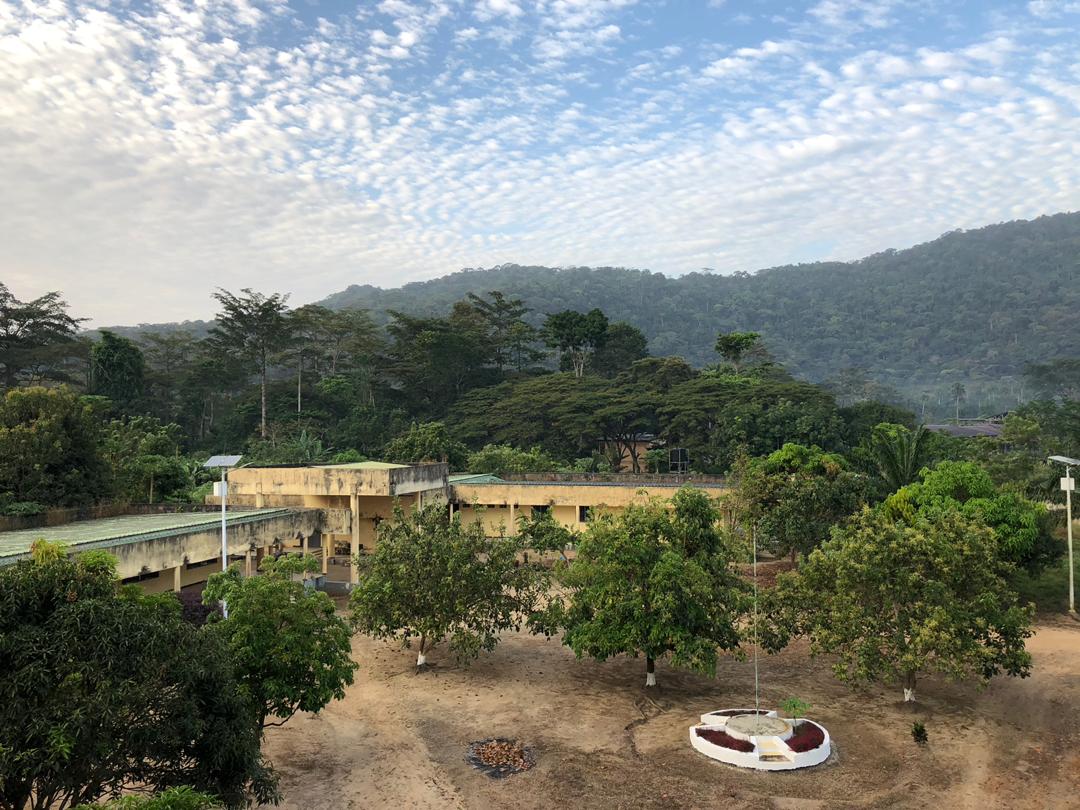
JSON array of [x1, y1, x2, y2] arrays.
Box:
[[689, 712, 831, 771]]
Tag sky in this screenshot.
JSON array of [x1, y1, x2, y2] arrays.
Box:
[[2, 0, 1079, 325]]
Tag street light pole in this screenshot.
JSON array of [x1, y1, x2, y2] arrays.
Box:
[[1048, 456, 1078, 616], [203, 454, 243, 620]]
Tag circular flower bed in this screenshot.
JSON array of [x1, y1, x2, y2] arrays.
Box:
[[465, 738, 535, 779], [694, 727, 754, 753]]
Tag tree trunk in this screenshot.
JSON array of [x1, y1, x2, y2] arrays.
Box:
[[416, 634, 427, 668], [645, 656, 656, 687], [903, 671, 917, 702], [260, 359, 268, 439], [790, 547, 797, 567], [297, 356, 302, 414]]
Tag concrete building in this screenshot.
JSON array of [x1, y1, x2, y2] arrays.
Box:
[[0, 461, 729, 593]]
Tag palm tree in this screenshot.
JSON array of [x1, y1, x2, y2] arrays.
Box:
[[869, 424, 930, 493]]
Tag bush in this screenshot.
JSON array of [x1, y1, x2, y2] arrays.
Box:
[[0, 500, 47, 516], [911, 721, 928, 744], [75, 786, 221, 809]]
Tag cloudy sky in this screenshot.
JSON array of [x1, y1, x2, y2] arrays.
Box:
[[2, 0, 1079, 325]]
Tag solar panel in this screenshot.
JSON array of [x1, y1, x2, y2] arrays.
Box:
[[203, 454, 243, 468]]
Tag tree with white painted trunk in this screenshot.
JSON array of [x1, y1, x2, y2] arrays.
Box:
[[534, 488, 747, 688], [348, 502, 546, 668], [764, 507, 1033, 703]]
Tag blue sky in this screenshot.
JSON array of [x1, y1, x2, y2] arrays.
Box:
[[2, 0, 1079, 324]]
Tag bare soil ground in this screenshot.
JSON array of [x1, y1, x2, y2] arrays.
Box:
[[263, 613, 1080, 810]]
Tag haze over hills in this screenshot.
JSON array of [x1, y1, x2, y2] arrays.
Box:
[[317, 212, 1080, 408], [109, 212, 1080, 411]]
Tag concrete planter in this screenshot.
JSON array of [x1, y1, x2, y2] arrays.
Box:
[[690, 709, 831, 771]]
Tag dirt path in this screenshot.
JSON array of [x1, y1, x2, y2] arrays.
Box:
[[262, 618, 1080, 809]]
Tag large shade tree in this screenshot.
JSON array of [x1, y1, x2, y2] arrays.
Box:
[[765, 507, 1033, 702], [349, 503, 545, 667], [537, 488, 747, 687], [0, 544, 277, 810], [0, 283, 83, 390], [542, 309, 609, 378]]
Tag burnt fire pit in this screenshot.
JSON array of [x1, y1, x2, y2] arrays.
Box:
[[465, 737, 535, 779]]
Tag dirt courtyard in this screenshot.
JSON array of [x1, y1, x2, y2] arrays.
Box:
[[262, 615, 1080, 810]]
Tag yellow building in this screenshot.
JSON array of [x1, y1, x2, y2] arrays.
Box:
[[0, 461, 729, 594]]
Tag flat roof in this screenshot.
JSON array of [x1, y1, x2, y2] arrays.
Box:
[[452, 479, 728, 489], [314, 461, 409, 470], [0, 509, 292, 563]]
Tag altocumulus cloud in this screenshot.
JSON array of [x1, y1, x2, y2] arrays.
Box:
[[1, 0, 1079, 323]]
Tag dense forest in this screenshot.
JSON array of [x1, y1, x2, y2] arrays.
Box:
[[3, 211, 1080, 516], [316, 212, 1080, 415]]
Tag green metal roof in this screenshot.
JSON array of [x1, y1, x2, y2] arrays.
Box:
[[0, 509, 292, 563], [449, 473, 505, 484]]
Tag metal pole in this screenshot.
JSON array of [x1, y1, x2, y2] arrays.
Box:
[[752, 525, 760, 717], [220, 467, 229, 619], [1068, 467, 1075, 615]]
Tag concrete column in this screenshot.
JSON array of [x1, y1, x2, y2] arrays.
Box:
[[245, 549, 252, 578], [321, 536, 329, 575], [301, 533, 310, 580], [350, 494, 361, 585], [255, 483, 265, 509], [509, 503, 516, 536], [172, 564, 182, 593]]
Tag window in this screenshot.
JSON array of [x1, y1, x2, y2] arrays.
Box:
[[578, 505, 592, 523], [532, 505, 550, 516]]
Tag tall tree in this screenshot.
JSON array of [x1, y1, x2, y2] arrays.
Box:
[[465, 291, 542, 372], [766, 507, 1033, 702], [349, 503, 545, 667], [950, 382, 967, 423], [90, 331, 146, 412], [589, 321, 648, 377], [0, 544, 278, 810], [543, 309, 609, 378], [537, 488, 747, 687], [202, 555, 357, 731], [0, 283, 83, 389], [208, 289, 291, 439], [714, 331, 760, 375]]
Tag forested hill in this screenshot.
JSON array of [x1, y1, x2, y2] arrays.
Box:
[[321, 212, 1080, 403]]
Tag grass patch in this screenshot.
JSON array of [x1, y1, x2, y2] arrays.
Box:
[[1012, 555, 1077, 614]]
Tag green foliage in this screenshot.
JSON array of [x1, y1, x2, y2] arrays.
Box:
[[90, 332, 146, 411], [348, 503, 545, 666], [208, 288, 292, 439], [891, 461, 1056, 571], [101, 416, 190, 503], [0, 387, 110, 507], [202, 555, 357, 730], [911, 722, 928, 745], [866, 423, 931, 494], [243, 429, 331, 466], [74, 786, 222, 809], [738, 443, 867, 559], [383, 421, 467, 468], [0, 550, 277, 809], [588, 321, 648, 377], [539, 488, 747, 686], [780, 697, 810, 722], [465, 444, 559, 474], [0, 282, 83, 390], [543, 309, 609, 378], [767, 507, 1033, 702], [714, 331, 760, 374], [516, 508, 577, 554]]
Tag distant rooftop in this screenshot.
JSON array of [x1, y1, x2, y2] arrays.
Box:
[[0, 509, 291, 564]]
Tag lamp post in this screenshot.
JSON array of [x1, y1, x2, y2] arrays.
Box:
[[203, 454, 243, 618], [1048, 455, 1078, 615]]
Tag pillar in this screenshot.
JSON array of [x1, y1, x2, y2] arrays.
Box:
[[172, 564, 182, 593], [321, 536, 329, 575], [255, 483, 265, 509], [509, 503, 516, 536], [350, 493, 361, 585], [301, 533, 309, 580], [245, 548, 253, 578]]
